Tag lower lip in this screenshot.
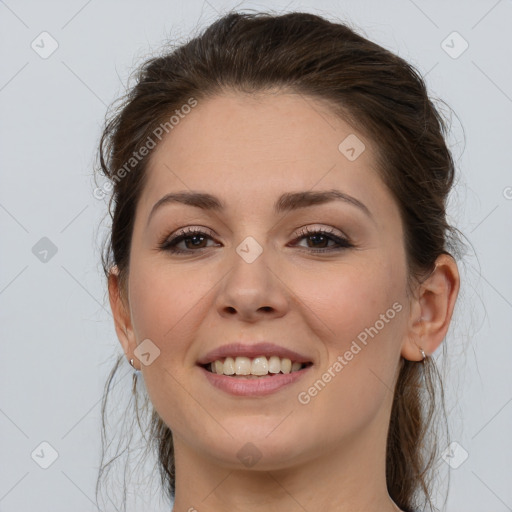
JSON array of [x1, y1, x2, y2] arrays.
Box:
[[198, 365, 312, 396]]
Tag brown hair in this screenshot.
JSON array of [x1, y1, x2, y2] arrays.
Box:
[[95, 10, 463, 511]]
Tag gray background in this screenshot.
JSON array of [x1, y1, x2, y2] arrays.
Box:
[[1, 0, 511, 511]]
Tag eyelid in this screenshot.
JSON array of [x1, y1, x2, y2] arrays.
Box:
[[157, 225, 216, 246], [293, 224, 348, 239]]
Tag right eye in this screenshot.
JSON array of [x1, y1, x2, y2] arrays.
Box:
[[158, 227, 219, 254]]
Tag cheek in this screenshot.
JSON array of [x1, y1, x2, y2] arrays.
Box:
[[128, 259, 209, 363], [295, 260, 404, 345], [290, 265, 405, 439], [295, 258, 406, 404], [127, 261, 210, 432]]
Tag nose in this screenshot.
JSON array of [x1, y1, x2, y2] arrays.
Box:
[[214, 245, 289, 322]]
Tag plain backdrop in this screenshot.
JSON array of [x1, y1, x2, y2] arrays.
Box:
[[1, 0, 511, 511]]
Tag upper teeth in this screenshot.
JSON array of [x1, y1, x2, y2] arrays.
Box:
[[209, 356, 304, 376]]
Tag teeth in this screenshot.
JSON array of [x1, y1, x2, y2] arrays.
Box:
[[223, 357, 235, 375], [291, 361, 302, 372], [208, 356, 307, 376], [235, 356, 252, 375], [251, 356, 268, 376], [268, 355, 281, 374], [213, 360, 225, 374]]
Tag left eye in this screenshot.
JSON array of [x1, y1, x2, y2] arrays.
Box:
[[292, 227, 353, 252], [158, 226, 353, 254]]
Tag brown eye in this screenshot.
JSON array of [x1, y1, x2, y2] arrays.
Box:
[[291, 227, 353, 253], [158, 228, 219, 254]]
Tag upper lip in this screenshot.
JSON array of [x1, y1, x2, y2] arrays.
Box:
[[196, 342, 313, 365]]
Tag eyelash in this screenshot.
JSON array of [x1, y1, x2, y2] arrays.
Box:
[[157, 226, 354, 255]]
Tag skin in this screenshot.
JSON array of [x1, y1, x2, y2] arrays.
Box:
[[108, 90, 460, 512]]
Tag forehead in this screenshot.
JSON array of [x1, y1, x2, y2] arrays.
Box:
[[138, 91, 387, 218]]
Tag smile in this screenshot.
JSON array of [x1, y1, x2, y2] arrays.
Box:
[[200, 355, 313, 377], [198, 356, 314, 397]]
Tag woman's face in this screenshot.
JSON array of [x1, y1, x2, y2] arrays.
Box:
[[118, 91, 414, 470]]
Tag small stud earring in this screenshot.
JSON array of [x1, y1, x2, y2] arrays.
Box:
[[419, 347, 427, 362]]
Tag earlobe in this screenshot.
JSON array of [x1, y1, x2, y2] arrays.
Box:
[[401, 254, 460, 362], [108, 266, 137, 359]]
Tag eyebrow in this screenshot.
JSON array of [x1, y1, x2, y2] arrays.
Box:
[[146, 189, 373, 227]]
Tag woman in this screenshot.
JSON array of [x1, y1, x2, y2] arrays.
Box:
[[96, 11, 462, 512]]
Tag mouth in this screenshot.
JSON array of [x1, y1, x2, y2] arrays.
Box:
[[198, 355, 314, 397], [198, 356, 314, 378]]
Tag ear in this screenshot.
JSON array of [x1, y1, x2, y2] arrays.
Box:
[[108, 266, 138, 363], [401, 253, 460, 361]]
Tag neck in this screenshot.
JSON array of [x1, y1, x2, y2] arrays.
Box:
[[170, 406, 404, 512]]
